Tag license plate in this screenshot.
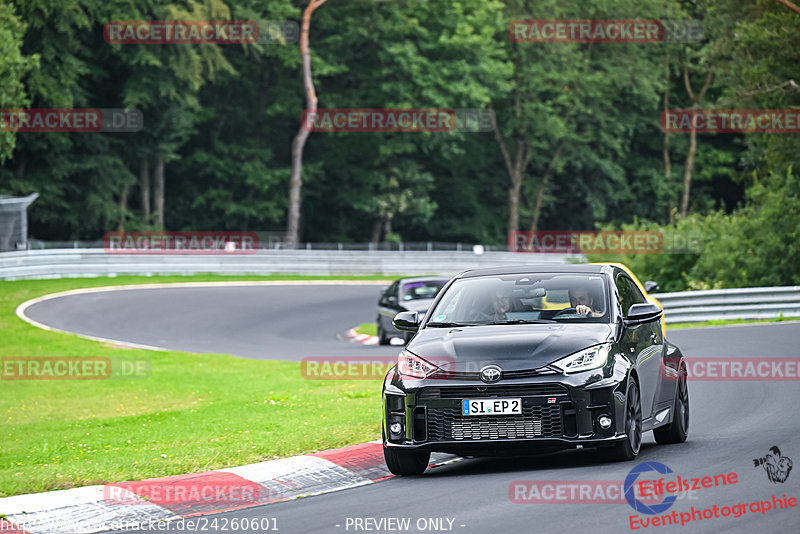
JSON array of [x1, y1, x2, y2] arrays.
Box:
[[461, 398, 522, 416]]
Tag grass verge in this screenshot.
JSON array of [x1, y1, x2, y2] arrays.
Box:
[[1, 274, 391, 498], [354, 323, 378, 337], [666, 316, 800, 330]]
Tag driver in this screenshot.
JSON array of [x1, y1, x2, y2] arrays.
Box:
[[492, 287, 514, 320], [474, 285, 515, 321], [568, 286, 603, 316]]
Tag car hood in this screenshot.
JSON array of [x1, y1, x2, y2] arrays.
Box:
[[407, 323, 615, 371]]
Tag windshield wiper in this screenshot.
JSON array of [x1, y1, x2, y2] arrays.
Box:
[[426, 321, 475, 327], [483, 319, 556, 325]]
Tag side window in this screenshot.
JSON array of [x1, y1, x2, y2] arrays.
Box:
[[626, 278, 647, 307], [615, 275, 645, 317], [615, 275, 631, 317], [383, 282, 399, 303]]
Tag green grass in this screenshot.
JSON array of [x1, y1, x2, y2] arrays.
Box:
[[666, 316, 800, 330], [355, 323, 378, 337], [0, 274, 394, 498]]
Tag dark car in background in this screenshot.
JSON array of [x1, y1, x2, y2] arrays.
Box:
[[377, 277, 451, 345], [382, 264, 689, 475]]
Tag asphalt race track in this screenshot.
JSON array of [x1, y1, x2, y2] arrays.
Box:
[[22, 284, 401, 360], [22, 284, 800, 533]]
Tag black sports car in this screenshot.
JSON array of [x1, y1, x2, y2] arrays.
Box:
[[382, 264, 689, 475]]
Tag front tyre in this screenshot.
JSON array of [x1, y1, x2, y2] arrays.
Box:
[[654, 364, 689, 444], [383, 444, 430, 475], [599, 379, 642, 462], [377, 318, 391, 345]]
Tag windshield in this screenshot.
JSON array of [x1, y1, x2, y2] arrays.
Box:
[[427, 273, 610, 325], [401, 280, 448, 301]]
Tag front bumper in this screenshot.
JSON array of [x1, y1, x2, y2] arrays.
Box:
[[383, 373, 628, 454]]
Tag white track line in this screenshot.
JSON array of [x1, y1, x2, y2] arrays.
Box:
[[15, 280, 391, 351]]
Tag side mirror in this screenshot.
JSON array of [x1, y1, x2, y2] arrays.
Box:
[[625, 303, 663, 326], [393, 311, 420, 331], [386, 295, 398, 305], [644, 281, 660, 293]]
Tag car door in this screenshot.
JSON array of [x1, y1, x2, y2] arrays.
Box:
[[615, 273, 661, 421], [379, 281, 401, 334]]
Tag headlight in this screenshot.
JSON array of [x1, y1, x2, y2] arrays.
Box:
[[397, 350, 440, 379], [551, 344, 612, 374]]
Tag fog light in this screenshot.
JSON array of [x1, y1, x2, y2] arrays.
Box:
[[390, 422, 403, 434], [598, 415, 612, 429]]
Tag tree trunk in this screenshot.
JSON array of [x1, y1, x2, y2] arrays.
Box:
[[15, 158, 26, 178], [662, 53, 671, 183], [529, 142, 564, 232], [140, 158, 150, 224], [285, 0, 328, 249], [153, 156, 165, 229], [507, 173, 523, 234], [680, 125, 698, 218], [679, 67, 713, 218], [370, 219, 383, 245], [490, 101, 530, 237], [117, 184, 129, 232]]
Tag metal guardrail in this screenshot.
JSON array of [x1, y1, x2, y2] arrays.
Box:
[[0, 248, 576, 280], [24, 239, 509, 252], [2, 249, 798, 324], [653, 286, 800, 324]]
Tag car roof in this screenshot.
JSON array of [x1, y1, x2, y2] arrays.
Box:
[[458, 263, 612, 278]]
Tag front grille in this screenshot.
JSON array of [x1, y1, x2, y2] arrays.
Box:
[[418, 384, 567, 400], [427, 404, 563, 440], [440, 368, 558, 380]]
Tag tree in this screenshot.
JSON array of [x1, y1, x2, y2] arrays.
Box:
[[0, 3, 37, 162], [494, 0, 680, 236], [285, 0, 327, 248], [678, 65, 713, 218]]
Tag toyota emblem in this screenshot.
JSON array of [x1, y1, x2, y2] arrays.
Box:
[[479, 365, 503, 383]]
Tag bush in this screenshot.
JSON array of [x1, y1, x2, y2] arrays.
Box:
[[687, 167, 799, 289], [587, 168, 799, 291]]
